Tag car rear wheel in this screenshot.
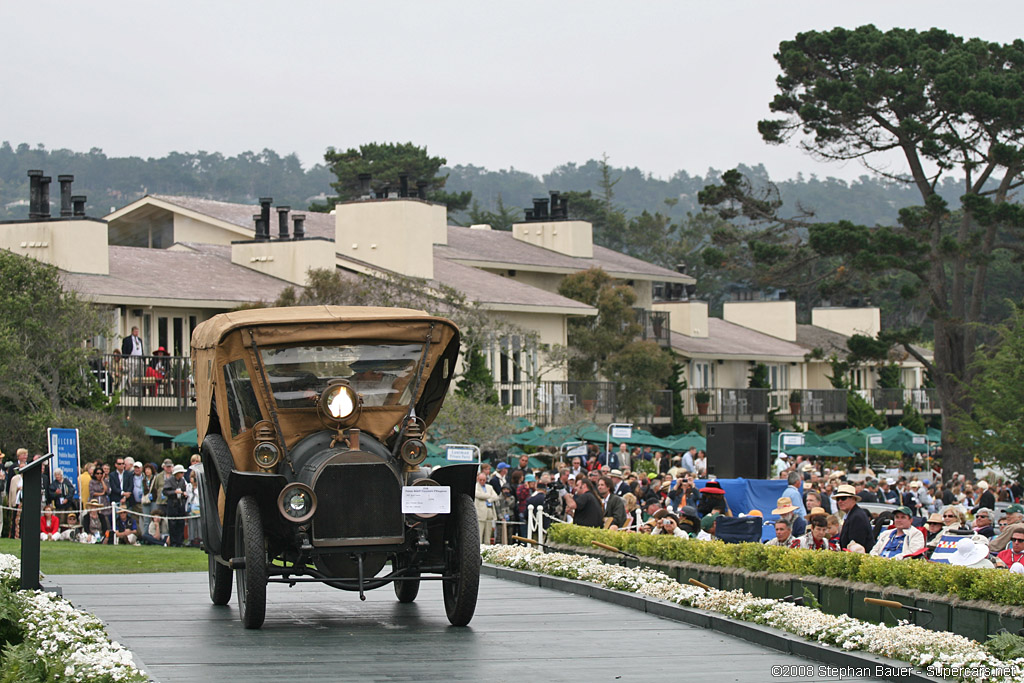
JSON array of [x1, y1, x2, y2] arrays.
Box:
[[442, 493, 480, 626], [393, 555, 420, 603], [235, 496, 267, 629], [209, 550, 232, 605]]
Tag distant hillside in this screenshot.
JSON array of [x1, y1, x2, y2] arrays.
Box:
[[0, 140, 967, 229], [444, 160, 969, 228]]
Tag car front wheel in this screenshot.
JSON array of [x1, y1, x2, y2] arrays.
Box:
[[235, 496, 267, 629], [442, 493, 480, 626]]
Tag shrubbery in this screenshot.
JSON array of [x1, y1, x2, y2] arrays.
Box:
[[546, 524, 1024, 607]]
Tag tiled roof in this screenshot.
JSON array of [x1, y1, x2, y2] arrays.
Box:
[[148, 195, 335, 240], [796, 324, 851, 358], [432, 256, 594, 312], [670, 318, 807, 361], [441, 226, 693, 282], [62, 245, 295, 304]]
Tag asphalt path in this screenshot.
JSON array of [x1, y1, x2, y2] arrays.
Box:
[[51, 571, 884, 683]]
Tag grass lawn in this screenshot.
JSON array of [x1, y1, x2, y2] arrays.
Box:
[[0, 538, 207, 574]]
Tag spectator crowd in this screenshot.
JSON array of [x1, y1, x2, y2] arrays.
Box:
[[1, 447, 203, 548], [473, 445, 1024, 571]]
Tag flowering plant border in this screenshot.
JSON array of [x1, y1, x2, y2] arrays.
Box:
[[546, 524, 1024, 609], [481, 545, 1024, 683], [0, 553, 149, 683]]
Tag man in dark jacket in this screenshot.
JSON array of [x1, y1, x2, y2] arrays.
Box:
[[835, 484, 874, 550], [972, 480, 996, 515], [596, 476, 627, 528], [565, 477, 603, 528]]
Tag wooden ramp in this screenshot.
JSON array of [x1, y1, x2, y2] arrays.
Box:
[[52, 572, 883, 683]]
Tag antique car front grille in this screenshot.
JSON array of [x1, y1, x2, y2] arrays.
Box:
[[312, 462, 403, 544]]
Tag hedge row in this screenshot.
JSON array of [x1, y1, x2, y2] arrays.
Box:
[[546, 524, 1024, 607]]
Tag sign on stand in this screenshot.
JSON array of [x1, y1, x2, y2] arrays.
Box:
[[445, 444, 480, 464], [47, 428, 81, 500], [610, 425, 633, 440]]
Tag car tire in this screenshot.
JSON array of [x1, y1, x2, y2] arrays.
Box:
[[393, 555, 420, 603], [235, 495, 267, 629], [209, 551, 232, 605], [442, 493, 480, 626]]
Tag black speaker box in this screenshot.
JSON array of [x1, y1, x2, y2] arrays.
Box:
[[706, 422, 770, 479]]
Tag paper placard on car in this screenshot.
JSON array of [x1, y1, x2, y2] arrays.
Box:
[[402, 486, 451, 514]]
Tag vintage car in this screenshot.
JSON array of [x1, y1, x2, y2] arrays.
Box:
[[191, 306, 478, 629]]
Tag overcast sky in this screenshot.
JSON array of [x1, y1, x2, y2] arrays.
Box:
[[2, 2, 1021, 181]]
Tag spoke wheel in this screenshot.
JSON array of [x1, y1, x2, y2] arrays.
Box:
[[442, 493, 480, 626], [209, 551, 232, 605], [235, 496, 267, 629]]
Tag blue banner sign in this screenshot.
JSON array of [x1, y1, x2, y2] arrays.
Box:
[[47, 428, 81, 499]]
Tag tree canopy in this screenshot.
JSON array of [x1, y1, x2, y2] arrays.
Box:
[[699, 25, 1024, 479], [311, 142, 471, 214], [958, 304, 1024, 482], [557, 268, 640, 380], [0, 250, 156, 460]]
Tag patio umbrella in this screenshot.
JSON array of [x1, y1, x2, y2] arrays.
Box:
[[144, 427, 173, 440], [664, 431, 706, 452], [171, 428, 198, 447]]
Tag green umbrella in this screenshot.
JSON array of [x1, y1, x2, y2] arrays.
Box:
[[171, 428, 198, 446], [927, 427, 942, 443], [144, 426, 173, 439], [665, 432, 706, 452], [783, 444, 855, 458]]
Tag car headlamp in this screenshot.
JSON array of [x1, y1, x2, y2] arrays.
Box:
[[400, 439, 427, 467], [319, 380, 361, 427], [277, 482, 317, 523], [253, 442, 280, 469]]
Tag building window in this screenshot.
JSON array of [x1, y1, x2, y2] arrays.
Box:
[[691, 361, 714, 389], [768, 364, 789, 390]]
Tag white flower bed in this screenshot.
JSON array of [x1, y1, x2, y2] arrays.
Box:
[[482, 545, 1024, 683], [0, 553, 149, 683]]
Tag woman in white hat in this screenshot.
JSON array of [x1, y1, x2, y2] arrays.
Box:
[[946, 537, 994, 569]]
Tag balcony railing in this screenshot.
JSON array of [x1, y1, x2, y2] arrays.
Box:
[[859, 388, 939, 415], [634, 308, 671, 348], [682, 388, 848, 423], [91, 353, 193, 410]]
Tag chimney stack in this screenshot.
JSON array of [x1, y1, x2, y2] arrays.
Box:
[[292, 214, 305, 240], [259, 197, 273, 238], [71, 195, 87, 217], [398, 173, 409, 198], [532, 197, 549, 220], [276, 206, 290, 240], [28, 170, 43, 219], [549, 191, 561, 219], [415, 180, 428, 200], [524, 208, 534, 221], [358, 173, 372, 198], [58, 175, 74, 217], [39, 176, 52, 218], [253, 214, 268, 241]]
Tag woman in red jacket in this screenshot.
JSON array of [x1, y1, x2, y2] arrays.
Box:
[[40, 504, 60, 540]]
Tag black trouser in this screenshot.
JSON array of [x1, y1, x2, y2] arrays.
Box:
[[167, 504, 186, 546]]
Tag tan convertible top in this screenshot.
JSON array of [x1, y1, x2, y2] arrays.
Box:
[[192, 305, 437, 350], [192, 306, 460, 452]]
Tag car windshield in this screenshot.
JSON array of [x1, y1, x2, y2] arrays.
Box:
[[260, 343, 423, 409]]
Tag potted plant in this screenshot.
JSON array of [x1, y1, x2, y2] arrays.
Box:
[[789, 390, 802, 415], [695, 390, 711, 415]]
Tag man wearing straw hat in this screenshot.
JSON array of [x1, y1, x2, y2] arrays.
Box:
[[834, 483, 874, 550]]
